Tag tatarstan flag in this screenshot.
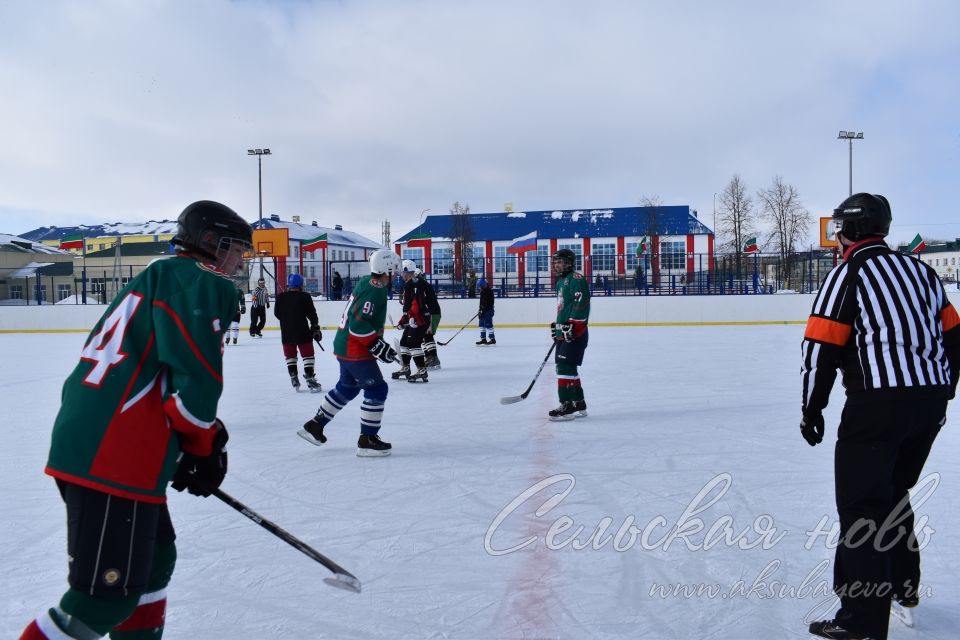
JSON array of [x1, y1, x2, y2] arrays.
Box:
[[636, 236, 650, 255], [59, 234, 83, 250], [302, 233, 327, 252], [743, 237, 759, 253], [907, 233, 926, 254]]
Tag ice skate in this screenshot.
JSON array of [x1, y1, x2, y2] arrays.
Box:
[[407, 368, 429, 383], [487, 337, 496, 345], [891, 596, 917, 628], [357, 433, 392, 457], [232, 337, 237, 344], [391, 366, 410, 380], [476, 338, 488, 345], [305, 376, 322, 393], [808, 619, 876, 639], [290, 374, 301, 391], [548, 401, 577, 422], [425, 354, 442, 370], [573, 400, 588, 418], [297, 416, 328, 446]]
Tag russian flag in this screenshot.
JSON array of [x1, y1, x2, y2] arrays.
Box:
[[506, 231, 537, 254]]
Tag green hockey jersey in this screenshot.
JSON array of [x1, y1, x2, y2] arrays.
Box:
[[45, 256, 237, 503], [555, 271, 591, 339], [333, 276, 388, 360]]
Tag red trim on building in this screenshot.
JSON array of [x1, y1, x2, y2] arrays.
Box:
[[707, 234, 714, 272], [582, 238, 591, 277], [485, 240, 494, 282], [517, 251, 526, 288], [616, 237, 626, 275], [549, 238, 558, 287], [651, 236, 661, 286], [686, 234, 695, 280]]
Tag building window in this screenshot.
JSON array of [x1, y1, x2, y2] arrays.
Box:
[[625, 242, 639, 270], [89, 278, 106, 294], [10, 284, 23, 299], [494, 246, 517, 273], [660, 240, 685, 270], [402, 247, 424, 267], [591, 242, 616, 272], [57, 283, 72, 301], [528, 244, 550, 273], [34, 284, 47, 302], [432, 247, 454, 275], [558, 242, 583, 271]]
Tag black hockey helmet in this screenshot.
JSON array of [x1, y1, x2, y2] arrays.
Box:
[[172, 201, 252, 269], [552, 248, 576, 274], [832, 193, 891, 242]]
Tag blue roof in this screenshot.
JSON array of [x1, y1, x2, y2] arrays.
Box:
[[396, 206, 712, 243]]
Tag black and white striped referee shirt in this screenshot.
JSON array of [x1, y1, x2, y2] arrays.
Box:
[[801, 237, 960, 414]]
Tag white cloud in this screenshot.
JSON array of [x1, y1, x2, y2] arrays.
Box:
[[0, 0, 958, 246]]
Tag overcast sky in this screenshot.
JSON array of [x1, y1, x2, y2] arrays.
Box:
[[1, 0, 958, 247]]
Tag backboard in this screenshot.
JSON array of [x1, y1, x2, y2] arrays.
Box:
[[250, 228, 290, 258]]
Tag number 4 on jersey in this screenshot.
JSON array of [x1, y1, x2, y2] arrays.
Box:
[[79, 293, 144, 386]]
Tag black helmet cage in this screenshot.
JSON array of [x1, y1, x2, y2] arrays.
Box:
[[831, 193, 892, 242], [172, 201, 253, 274]]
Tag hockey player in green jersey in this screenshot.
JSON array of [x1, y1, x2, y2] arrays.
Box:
[[549, 248, 590, 421], [298, 248, 401, 456], [20, 201, 252, 640], [225, 285, 246, 346]]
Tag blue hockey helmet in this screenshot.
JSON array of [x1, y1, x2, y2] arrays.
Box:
[[287, 273, 304, 289], [478, 278, 487, 288]]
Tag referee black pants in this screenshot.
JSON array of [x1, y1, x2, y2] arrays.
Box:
[[832, 392, 945, 640]]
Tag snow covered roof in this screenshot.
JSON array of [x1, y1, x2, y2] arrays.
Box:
[[0, 234, 71, 254], [7, 262, 56, 278], [17, 221, 180, 242], [396, 205, 712, 243], [252, 218, 382, 250]]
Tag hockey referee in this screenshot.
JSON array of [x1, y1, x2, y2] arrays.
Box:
[[801, 193, 960, 640]]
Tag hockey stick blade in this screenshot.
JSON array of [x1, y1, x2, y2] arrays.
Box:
[[500, 342, 556, 405], [324, 574, 362, 593], [213, 489, 361, 593], [438, 311, 480, 346]]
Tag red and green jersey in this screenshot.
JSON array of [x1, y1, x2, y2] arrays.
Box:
[[555, 271, 590, 338], [45, 256, 237, 503], [333, 276, 388, 360]]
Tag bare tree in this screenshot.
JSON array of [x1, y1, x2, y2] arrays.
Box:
[[449, 201, 475, 283], [638, 195, 662, 284], [757, 176, 811, 288], [716, 174, 757, 275]]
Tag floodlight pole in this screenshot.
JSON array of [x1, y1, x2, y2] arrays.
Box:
[[248, 148, 273, 278], [837, 131, 863, 196]]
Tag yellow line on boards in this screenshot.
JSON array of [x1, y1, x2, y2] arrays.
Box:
[[0, 320, 808, 334]]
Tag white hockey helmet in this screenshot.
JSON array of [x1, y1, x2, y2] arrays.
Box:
[[401, 259, 418, 274], [369, 248, 401, 276]]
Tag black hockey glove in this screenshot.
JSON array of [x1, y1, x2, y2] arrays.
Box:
[[240, 306, 246, 315], [172, 421, 229, 497], [553, 323, 574, 342], [370, 338, 397, 363], [311, 325, 323, 344], [800, 412, 824, 447]]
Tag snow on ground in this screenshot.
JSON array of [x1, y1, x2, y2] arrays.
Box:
[[1, 326, 958, 639]]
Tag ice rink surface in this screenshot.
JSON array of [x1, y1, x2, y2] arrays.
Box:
[[2, 325, 957, 639]]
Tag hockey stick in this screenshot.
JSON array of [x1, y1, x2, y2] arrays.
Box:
[[437, 311, 480, 346], [500, 342, 557, 405], [213, 489, 361, 593]]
